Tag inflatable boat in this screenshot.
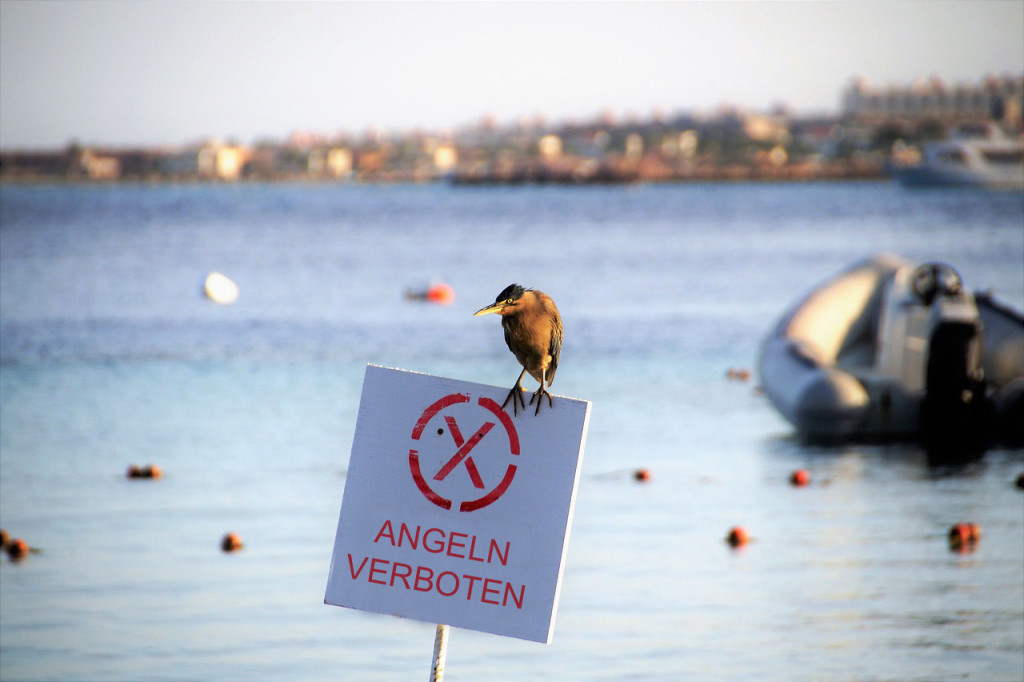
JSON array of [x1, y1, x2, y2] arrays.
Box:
[[758, 254, 1024, 447]]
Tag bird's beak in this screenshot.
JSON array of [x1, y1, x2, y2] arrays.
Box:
[[473, 302, 504, 316]]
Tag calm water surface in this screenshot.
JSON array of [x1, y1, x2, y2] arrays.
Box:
[[1, 182, 1022, 681]]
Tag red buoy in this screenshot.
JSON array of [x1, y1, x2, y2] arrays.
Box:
[[221, 533, 244, 552], [126, 464, 162, 479], [633, 468, 651, 482], [425, 283, 455, 305], [789, 469, 810, 487], [6, 538, 29, 561], [948, 522, 981, 552], [726, 526, 749, 548]]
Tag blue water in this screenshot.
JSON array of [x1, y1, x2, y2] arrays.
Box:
[[1, 182, 1022, 681]]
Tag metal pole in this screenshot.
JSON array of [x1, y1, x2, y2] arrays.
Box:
[[429, 623, 449, 682]]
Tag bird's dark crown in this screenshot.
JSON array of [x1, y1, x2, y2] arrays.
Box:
[[495, 283, 527, 304]]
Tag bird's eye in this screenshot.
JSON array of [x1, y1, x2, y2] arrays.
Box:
[[506, 298, 514, 305]]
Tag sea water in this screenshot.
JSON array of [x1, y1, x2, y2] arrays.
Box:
[[1, 182, 1022, 681]]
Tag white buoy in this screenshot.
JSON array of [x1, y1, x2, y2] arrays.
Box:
[[203, 271, 239, 305]]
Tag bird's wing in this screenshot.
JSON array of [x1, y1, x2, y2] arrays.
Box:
[[547, 311, 562, 386], [503, 325, 515, 355]]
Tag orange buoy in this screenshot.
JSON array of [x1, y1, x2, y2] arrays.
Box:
[[726, 368, 751, 381], [6, 538, 29, 561], [425, 283, 455, 305], [126, 464, 162, 479], [726, 526, 749, 548], [221, 533, 244, 552], [948, 522, 981, 551], [633, 468, 651, 482], [789, 469, 810, 487], [405, 282, 455, 305]]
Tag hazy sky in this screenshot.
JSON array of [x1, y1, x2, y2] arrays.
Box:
[[1, 1, 1022, 148]]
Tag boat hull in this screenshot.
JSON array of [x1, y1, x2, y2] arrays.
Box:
[[758, 255, 1024, 445], [891, 165, 1024, 189]]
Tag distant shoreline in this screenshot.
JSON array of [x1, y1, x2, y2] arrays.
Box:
[[0, 169, 888, 187]]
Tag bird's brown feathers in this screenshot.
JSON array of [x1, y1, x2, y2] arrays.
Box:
[[500, 289, 561, 387]]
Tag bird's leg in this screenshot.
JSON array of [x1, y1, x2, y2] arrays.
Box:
[[528, 368, 554, 415], [502, 368, 529, 416]]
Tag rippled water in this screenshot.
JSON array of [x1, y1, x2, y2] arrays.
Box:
[[1, 182, 1022, 681]]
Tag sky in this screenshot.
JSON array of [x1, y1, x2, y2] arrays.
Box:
[[1, 1, 1022, 149]]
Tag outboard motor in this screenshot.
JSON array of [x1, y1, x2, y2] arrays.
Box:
[[877, 262, 989, 453]]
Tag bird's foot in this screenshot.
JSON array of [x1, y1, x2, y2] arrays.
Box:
[[502, 386, 528, 416], [528, 386, 554, 415]]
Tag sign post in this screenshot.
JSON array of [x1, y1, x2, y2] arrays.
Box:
[[325, 365, 591, 665], [430, 623, 449, 682]]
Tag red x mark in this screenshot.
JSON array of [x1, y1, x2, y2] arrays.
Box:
[[433, 416, 493, 488], [409, 393, 520, 512]]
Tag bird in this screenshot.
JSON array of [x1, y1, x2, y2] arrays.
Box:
[[474, 284, 563, 416]]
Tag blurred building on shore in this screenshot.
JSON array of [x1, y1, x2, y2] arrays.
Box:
[[2, 73, 1020, 185], [842, 74, 1023, 129]]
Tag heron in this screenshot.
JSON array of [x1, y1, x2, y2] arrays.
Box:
[[474, 284, 563, 416]]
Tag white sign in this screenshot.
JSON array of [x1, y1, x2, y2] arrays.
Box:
[[325, 365, 591, 643]]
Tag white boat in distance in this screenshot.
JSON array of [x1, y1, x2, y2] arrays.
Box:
[[889, 123, 1024, 189]]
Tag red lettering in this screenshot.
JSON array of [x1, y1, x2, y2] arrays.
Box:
[[398, 523, 420, 549], [468, 535, 486, 562], [481, 578, 502, 605], [436, 571, 459, 596], [503, 582, 525, 609], [447, 532, 467, 559], [390, 562, 412, 589], [462, 574, 482, 599], [346, 551, 523, 610], [373, 520, 395, 545], [346, 554, 368, 580], [373, 522, 510, 570], [414, 566, 434, 591], [489, 539, 510, 566], [368, 558, 388, 585], [423, 528, 445, 553]]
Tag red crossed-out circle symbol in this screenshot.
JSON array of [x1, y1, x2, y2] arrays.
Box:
[[409, 392, 520, 512]]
